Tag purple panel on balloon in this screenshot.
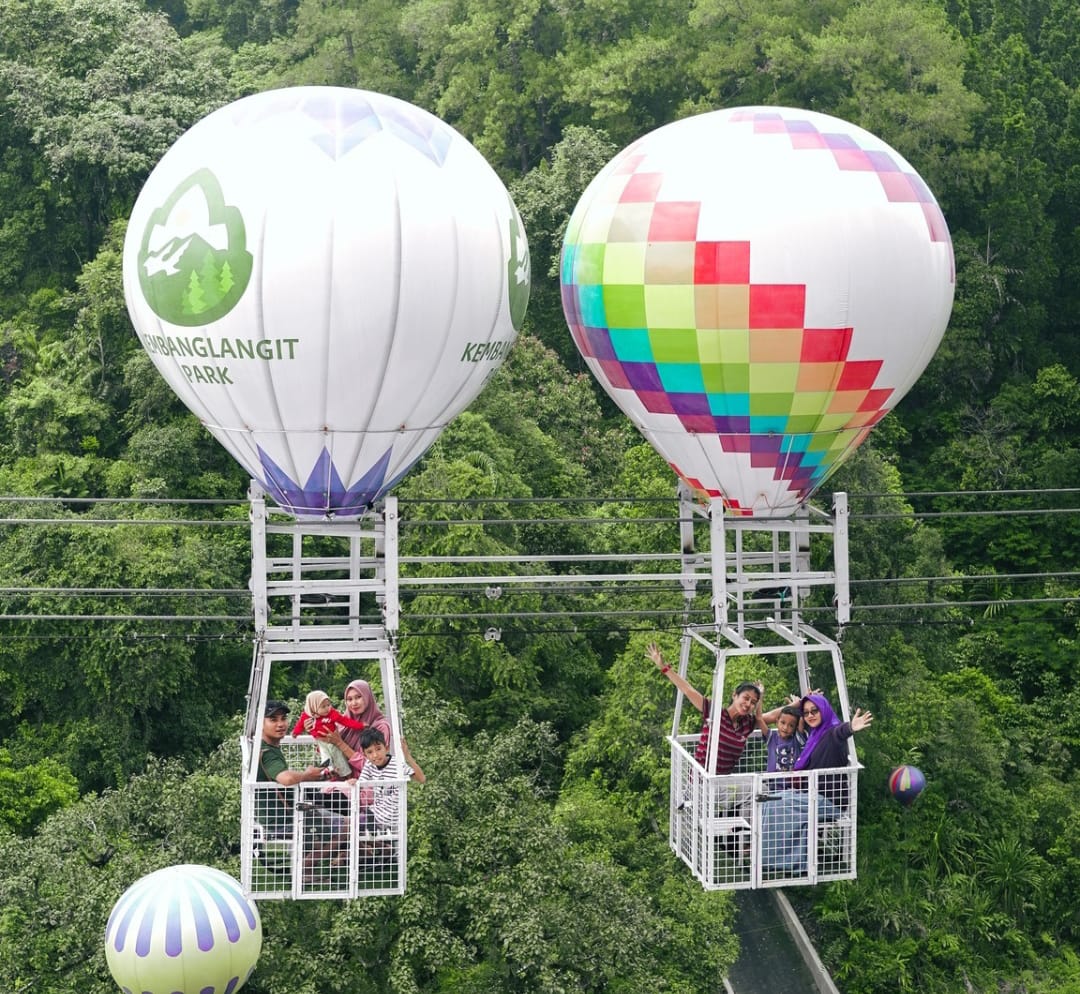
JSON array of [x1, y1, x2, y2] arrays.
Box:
[[258, 446, 394, 517]]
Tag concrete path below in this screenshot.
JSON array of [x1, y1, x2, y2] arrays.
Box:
[[725, 890, 838, 994]]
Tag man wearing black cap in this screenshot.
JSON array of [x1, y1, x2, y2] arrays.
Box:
[[260, 700, 327, 790], [257, 700, 348, 883], [257, 700, 330, 839]]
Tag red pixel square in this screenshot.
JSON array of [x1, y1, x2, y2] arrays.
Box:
[[836, 360, 882, 391], [878, 171, 919, 203], [681, 414, 718, 433], [800, 327, 852, 362], [858, 388, 893, 412], [598, 359, 631, 390], [694, 241, 751, 284], [749, 284, 806, 329], [753, 118, 787, 133], [620, 172, 664, 203], [613, 154, 646, 176], [639, 390, 676, 414], [832, 148, 874, 171], [720, 434, 752, 453], [923, 203, 950, 243]]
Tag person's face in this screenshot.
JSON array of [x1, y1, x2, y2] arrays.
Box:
[[345, 686, 367, 716], [363, 741, 390, 767], [802, 701, 823, 728], [263, 712, 288, 743], [777, 713, 799, 739], [315, 698, 332, 717], [729, 688, 759, 717]]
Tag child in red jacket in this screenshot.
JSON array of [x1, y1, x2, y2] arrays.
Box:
[[292, 690, 365, 777]]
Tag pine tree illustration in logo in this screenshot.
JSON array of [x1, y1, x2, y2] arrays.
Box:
[[137, 169, 253, 327], [506, 200, 531, 331]]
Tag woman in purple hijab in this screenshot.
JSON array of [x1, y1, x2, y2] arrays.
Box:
[[794, 693, 873, 772], [761, 693, 873, 876]]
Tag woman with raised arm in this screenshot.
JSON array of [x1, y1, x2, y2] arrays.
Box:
[[761, 692, 874, 876], [647, 642, 765, 775], [794, 693, 873, 771]]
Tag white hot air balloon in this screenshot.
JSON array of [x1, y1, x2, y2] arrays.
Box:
[[105, 864, 262, 994], [561, 106, 953, 517], [124, 87, 530, 516]]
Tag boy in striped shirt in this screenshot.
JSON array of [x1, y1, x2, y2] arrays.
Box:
[[357, 728, 426, 832]]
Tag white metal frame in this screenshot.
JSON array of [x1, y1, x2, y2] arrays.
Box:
[[668, 491, 859, 890], [235, 480, 857, 896], [240, 484, 407, 900]]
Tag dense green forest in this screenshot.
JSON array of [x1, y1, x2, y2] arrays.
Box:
[[1, 0, 1080, 990]]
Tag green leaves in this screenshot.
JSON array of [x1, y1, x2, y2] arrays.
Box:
[[509, 129, 618, 363], [0, 501, 250, 790], [0, 748, 78, 834], [0, 0, 230, 310], [403, 0, 568, 174]]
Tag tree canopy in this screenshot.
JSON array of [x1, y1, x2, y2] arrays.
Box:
[[1, 0, 1080, 990]]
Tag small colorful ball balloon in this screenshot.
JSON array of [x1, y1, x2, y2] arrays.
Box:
[[105, 864, 262, 994], [889, 765, 926, 805]]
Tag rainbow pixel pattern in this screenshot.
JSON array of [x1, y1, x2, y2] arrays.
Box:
[[561, 109, 953, 515]]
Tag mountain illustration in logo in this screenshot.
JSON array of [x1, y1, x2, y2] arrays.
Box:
[[507, 200, 530, 331], [137, 169, 253, 327]]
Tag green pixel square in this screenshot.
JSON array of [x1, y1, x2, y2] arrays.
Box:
[[650, 328, 700, 364], [750, 393, 795, 416], [575, 243, 606, 284], [602, 284, 647, 328], [701, 362, 750, 393]]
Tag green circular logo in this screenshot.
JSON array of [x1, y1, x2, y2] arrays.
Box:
[[507, 200, 531, 331], [137, 169, 253, 327]]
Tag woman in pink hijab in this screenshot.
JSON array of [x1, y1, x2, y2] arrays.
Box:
[[317, 679, 392, 776]]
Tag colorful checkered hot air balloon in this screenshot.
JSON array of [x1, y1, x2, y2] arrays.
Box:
[[105, 865, 262, 994], [123, 87, 529, 517], [560, 107, 953, 517]]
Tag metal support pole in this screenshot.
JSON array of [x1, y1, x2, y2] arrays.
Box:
[[383, 497, 400, 632], [710, 498, 727, 628], [833, 493, 850, 625], [249, 481, 268, 630]]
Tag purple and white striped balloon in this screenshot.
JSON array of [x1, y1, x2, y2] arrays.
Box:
[[105, 865, 262, 994]]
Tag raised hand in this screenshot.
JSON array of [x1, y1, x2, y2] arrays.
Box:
[[851, 708, 874, 733]]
